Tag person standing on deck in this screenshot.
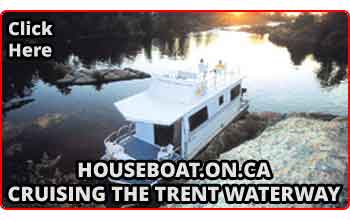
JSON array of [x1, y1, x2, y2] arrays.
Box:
[[198, 58, 208, 79], [215, 60, 225, 74], [197, 58, 208, 95], [213, 60, 226, 88]]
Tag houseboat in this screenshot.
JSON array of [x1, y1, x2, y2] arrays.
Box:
[[102, 68, 249, 184]]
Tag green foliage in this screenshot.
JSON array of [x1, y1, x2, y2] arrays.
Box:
[[266, 12, 347, 85], [3, 12, 292, 42], [315, 13, 348, 63], [293, 13, 316, 28]]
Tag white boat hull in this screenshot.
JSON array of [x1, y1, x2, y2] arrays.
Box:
[[185, 99, 249, 159]]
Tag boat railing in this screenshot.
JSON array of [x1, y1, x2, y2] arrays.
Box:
[[240, 98, 249, 107], [157, 69, 240, 90], [240, 90, 249, 110], [104, 123, 135, 146]]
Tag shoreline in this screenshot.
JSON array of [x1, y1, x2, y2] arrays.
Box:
[[52, 66, 151, 86], [3, 111, 347, 208], [169, 111, 348, 208]]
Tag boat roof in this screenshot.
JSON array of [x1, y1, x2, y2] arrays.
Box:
[[115, 72, 243, 125]]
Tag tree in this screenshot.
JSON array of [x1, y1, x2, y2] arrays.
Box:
[[293, 13, 316, 28]]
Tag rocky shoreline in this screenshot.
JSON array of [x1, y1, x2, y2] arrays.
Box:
[[3, 111, 348, 208], [53, 64, 151, 86], [3, 98, 35, 114], [2, 64, 151, 115], [169, 112, 348, 208]]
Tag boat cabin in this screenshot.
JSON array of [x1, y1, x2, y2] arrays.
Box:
[[102, 70, 249, 184]]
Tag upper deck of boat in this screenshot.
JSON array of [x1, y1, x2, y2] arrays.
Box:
[[115, 71, 243, 126]]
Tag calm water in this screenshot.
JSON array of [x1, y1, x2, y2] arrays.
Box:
[[4, 28, 348, 173]]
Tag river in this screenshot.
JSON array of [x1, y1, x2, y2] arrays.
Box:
[[3, 27, 348, 175]]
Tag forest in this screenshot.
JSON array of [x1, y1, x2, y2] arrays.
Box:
[[2, 12, 348, 104], [268, 13, 348, 85], [3, 12, 290, 46]]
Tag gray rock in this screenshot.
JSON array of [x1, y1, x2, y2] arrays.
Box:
[[53, 67, 150, 86], [168, 116, 347, 208], [74, 75, 95, 84], [52, 63, 74, 75], [56, 74, 76, 84], [3, 98, 35, 113]]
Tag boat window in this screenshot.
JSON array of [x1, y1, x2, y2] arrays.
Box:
[[218, 95, 224, 106], [189, 106, 208, 132], [154, 124, 174, 147], [230, 84, 241, 101], [154, 119, 182, 149]]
